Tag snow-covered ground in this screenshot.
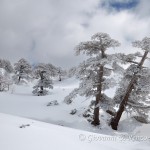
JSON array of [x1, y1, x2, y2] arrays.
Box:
[[0, 113, 150, 150], [0, 78, 150, 149]]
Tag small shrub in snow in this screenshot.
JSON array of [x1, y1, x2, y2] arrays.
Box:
[[70, 109, 77, 115], [33, 88, 48, 96], [133, 116, 149, 124], [47, 100, 59, 106], [19, 124, 30, 128], [82, 101, 96, 122], [83, 109, 92, 118], [64, 98, 73, 104]]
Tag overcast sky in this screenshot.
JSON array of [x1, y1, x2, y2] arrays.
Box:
[[0, 0, 150, 68]]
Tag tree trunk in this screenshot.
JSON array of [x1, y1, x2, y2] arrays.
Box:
[[91, 65, 103, 126], [110, 51, 149, 130], [40, 72, 44, 94], [59, 75, 61, 81], [40, 86, 43, 93], [91, 93, 100, 125], [18, 76, 21, 82], [0, 83, 2, 91]]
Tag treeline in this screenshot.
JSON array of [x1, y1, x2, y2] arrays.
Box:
[[0, 58, 66, 95]]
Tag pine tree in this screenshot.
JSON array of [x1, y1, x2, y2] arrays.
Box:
[[110, 37, 150, 130], [46, 63, 58, 78], [0, 59, 13, 73], [64, 33, 123, 125], [68, 67, 77, 78], [0, 68, 12, 91], [32, 63, 53, 96], [57, 67, 67, 81], [13, 58, 32, 84], [46, 64, 66, 81]]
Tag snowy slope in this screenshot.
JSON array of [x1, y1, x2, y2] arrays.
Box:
[[0, 77, 150, 150], [0, 78, 94, 132], [0, 113, 150, 150]]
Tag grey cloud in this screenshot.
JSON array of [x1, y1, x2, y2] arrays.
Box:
[[0, 0, 150, 68], [134, 0, 150, 18]]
